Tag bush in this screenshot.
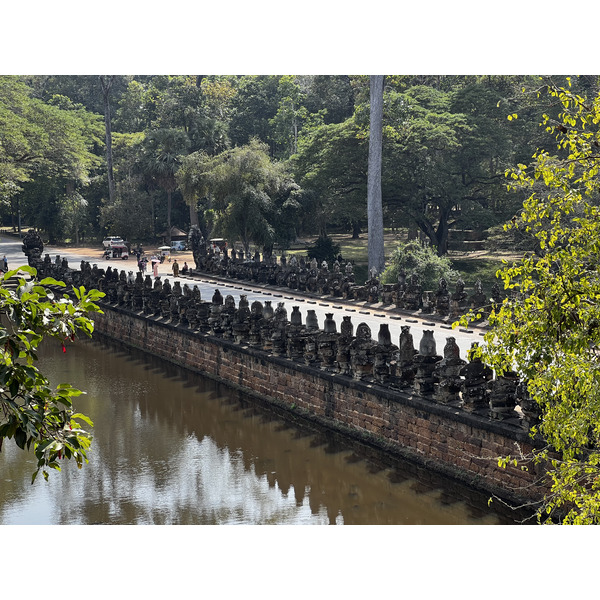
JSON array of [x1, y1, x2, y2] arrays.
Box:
[[381, 241, 459, 290], [306, 236, 341, 264]]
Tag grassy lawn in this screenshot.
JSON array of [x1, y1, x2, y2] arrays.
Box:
[[287, 231, 524, 290], [449, 250, 524, 294], [287, 230, 406, 284]]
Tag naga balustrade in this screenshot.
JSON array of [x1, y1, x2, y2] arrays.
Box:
[[33, 252, 540, 433]]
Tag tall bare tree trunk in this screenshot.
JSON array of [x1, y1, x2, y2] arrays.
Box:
[[99, 76, 116, 206], [367, 75, 385, 275], [189, 202, 199, 228], [167, 189, 172, 245]]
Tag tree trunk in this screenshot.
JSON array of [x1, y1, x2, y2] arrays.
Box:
[[189, 202, 199, 228], [15, 198, 21, 236], [351, 220, 361, 239], [435, 206, 451, 256], [367, 75, 385, 275], [11, 199, 17, 232], [99, 77, 116, 207], [167, 189, 172, 244], [414, 206, 451, 256]]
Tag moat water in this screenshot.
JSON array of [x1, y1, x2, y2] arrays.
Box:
[[0, 337, 526, 525]]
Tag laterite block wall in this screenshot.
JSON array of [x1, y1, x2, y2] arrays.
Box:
[[93, 305, 546, 504]]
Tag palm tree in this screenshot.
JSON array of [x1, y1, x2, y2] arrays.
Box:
[[140, 128, 189, 244]]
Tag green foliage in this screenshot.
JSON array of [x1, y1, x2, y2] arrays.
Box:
[[381, 241, 459, 289], [179, 140, 298, 254], [0, 267, 104, 483], [292, 116, 367, 237], [99, 131, 155, 240], [0, 77, 103, 186], [5, 74, 594, 249], [0, 76, 105, 241], [306, 236, 341, 264], [140, 128, 190, 192], [229, 76, 281, 149], [459, 82, 600, 523]]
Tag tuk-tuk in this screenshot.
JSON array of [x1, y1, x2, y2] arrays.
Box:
[[104, 244, 129, 260], [209, 238, 227, 253], [158, 246, 171, 263]]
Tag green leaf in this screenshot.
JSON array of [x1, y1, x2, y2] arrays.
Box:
[[14, 428, 27, 450], [72, 413, 94, 427], [38, 277, 66, 287]]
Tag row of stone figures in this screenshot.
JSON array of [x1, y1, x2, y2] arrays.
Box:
[[33, 255, 540, 432], [195, 249, 361, 300], [188, 246, 511, 320]]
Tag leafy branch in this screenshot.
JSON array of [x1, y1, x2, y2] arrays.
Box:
[[0, 266, 104, 482]]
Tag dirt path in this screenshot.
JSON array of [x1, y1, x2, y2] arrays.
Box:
[[52, 243, 195, 265]]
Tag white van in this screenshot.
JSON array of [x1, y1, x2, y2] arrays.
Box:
[[103, 236, 124, 249]]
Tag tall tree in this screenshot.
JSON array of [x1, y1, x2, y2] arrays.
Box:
[[292, 117, 367, 238], [380, 85, 472, 255], [181, 140, 298, 255], [99, 131, 156, 241], [99, 76, 116, 206], [367, 75, 385, 274], [139, 128, 190, 244], [177, 150, 213, 237], [1, 78, 103, 242]]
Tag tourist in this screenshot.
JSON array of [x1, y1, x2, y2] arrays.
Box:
[[181, 261, 189, 275], [172, 259, 179, 277], [151, 256, 159, 278], [1, 255, 7, 272]]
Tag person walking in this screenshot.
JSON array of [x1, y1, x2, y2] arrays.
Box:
[[2, 255, 7, 272], [172, 259, 179, 278], [152, 256, 159, 278]]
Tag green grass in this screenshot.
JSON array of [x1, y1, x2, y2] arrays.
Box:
[[287, 231, 406, 284], [287, 231, 525, 291], [450, 257, 503, 292]]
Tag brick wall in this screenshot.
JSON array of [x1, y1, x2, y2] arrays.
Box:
[[93, 303, 547, 505]]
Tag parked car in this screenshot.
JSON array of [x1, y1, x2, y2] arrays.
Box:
[[103, 236, 125, 249], [170, 240, 186, 251]]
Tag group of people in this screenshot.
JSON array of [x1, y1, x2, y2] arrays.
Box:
[[137, 253, 188, 279], [171, 259, 189, 277]]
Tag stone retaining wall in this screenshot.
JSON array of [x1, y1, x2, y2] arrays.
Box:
[[92, 302, 546, 506], [32, 253, 549, 507]]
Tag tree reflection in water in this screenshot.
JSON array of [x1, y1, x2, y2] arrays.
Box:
[[0, 337, 530, 525]]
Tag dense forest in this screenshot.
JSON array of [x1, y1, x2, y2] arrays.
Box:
[[1, 74, 599, 254]]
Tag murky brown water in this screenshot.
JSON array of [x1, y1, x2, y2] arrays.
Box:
[[0, 337, 527, 525]]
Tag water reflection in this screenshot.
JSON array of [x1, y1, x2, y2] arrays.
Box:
[[0, 337, 528, 525]]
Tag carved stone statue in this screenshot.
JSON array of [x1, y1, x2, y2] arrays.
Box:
[[21, 230, 44, 266], [434, 337, 466, 404], [188, 225, 205, 270]]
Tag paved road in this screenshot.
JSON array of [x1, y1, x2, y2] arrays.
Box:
[[1, 235, 486, 361]]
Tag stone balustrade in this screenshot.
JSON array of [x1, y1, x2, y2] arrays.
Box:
[[34, 253, 539, 433], [173, 246, 511, 322]]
